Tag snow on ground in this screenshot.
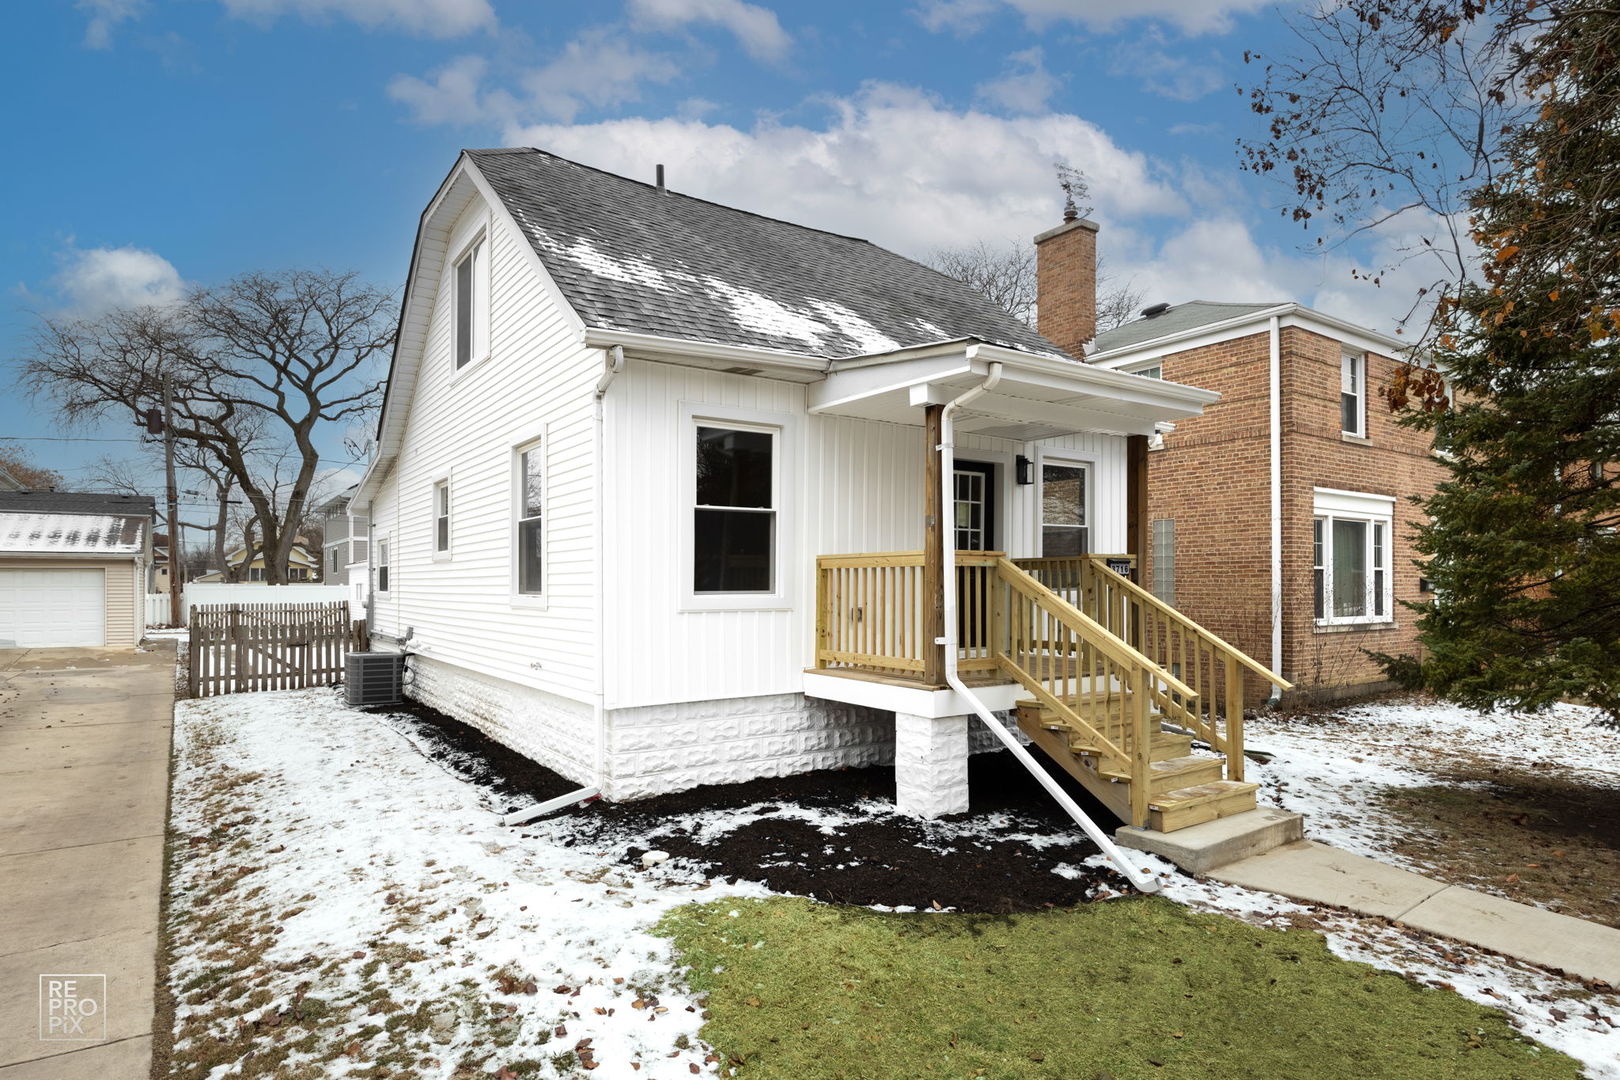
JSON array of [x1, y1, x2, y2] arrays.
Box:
[[170, 688, 767, 1079], [1241, 699, 1620, 868], [169, 688, 1620, 1079]]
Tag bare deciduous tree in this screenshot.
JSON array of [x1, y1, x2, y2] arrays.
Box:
[[927, 244, 1148, 337], [23, 269, 394, 584]]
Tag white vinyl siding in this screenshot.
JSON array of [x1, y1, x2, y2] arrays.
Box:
[[602, 357, 1131, 709], [368, 193, 599, 708], [0, 559, 142, 648]]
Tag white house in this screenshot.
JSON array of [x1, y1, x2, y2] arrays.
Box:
[[353, 149, 1288, 844]]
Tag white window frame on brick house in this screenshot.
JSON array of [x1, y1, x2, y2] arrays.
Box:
[[452, 230, 490, 373], [432, 477, 452, 559], [1313, 487, 1394, 626], [1341, 350, 1367, 437], [1037, 453, 1093, 557], [680, 402, 794, 613], [511, 435, 546, 606]]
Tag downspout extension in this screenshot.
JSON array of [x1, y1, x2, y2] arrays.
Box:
[[937, 360, 1162, 895], [1267, 317, 1283, 708], [503, 345, 623, 827]]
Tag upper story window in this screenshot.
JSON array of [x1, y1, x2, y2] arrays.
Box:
[[454, 236, 488, 370], [694, 424, 776, 593], [433, 481, 451, 555], [1313, 488, 1393, 625], [1341, 351, 1366, 436], [1041, 461, 1090, 556], [516, 442, 544, 595]]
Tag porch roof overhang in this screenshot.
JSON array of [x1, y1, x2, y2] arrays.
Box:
[[807, 339, 1218, 439]]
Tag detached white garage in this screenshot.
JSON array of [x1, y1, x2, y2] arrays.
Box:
[[0, 493, 154, 650]]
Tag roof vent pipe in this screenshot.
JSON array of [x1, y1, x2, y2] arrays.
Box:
[[655, 164, 666, 194]]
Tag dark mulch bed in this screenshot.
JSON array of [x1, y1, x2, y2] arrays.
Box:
[[377, 698, 1125, 914]]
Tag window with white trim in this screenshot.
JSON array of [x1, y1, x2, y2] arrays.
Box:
[[1341, 351, 1366, 436], [433, 480, 450, 555], [694, 423, 776, 593], [1135, 364, 1163, 380], [516, 441, 544, 595], [1041, 461, 1090, 556], [1313, 489, 1394, 624], [454, 236, 488, 370], [375, 538, 390, 593]]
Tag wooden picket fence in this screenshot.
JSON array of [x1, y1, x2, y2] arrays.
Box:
[[188, 602, 368, 698]]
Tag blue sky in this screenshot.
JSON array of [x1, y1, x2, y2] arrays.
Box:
[[2, 0, 1418, 495]]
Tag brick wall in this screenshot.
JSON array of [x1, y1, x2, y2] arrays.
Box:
[[1035, 218, 1098, 355], [1141, 323, 1445, 699]]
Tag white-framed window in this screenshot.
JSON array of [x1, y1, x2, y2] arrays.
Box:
[[680, 403, 793, 611], [1134, 364, 1163, 380], [432, 479, 451, 556], [1040, 459, 1091, 556], [454, 234, 489, 370], [515, 439, 545, 598], [1341, 351, 1366, 436], [1313, 488, 1394, 624], [375, 537, 390, 594]]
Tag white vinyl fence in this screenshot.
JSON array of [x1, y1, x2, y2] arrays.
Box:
[[147, 584, 356, 626]]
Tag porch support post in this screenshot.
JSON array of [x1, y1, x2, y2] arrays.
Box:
[[922, 403, 946, 686], [1126, 433, 1150, 584], [895, 711, 970, 818]]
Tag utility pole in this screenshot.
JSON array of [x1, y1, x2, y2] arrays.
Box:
[[162, 374, 182, 628]]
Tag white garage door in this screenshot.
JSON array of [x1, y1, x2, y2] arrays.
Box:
[[0, 568, 106, 648]]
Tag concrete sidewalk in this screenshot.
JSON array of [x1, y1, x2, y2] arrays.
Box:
[[1211, 839, 1620, 987], [0, 645, 175, 1079]]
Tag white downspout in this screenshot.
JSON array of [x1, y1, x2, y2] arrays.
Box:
[[503, 344, 622, 827], [1267, 317, 1284, 707], [938, 358, 1162, 895]]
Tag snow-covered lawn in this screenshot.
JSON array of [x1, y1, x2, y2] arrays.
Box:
[[1242, 699, 1620, 883], [166, 689, 1620, 1079]]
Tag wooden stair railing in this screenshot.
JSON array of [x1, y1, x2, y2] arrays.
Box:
[[1013, 555, 1292, 784], [991, 558, 1201, 827]]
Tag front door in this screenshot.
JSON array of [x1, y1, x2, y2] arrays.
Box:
[[953, 460, 996, 551]]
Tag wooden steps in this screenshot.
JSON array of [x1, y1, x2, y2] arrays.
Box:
[[1014, 696, 1256, 835]]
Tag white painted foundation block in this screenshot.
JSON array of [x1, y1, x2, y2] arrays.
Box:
[[894, 712, 970, 818]]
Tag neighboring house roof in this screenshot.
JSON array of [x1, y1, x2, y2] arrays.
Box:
[[0, 465, 24, 491], [0, 511, 147, 555], [313, 483, 360, 516], [1093, 301, 1283, 354], [223, 543, 318, 567], [1090, 300, 1411, 367], [465, 147, 1063, 360], [0, 491, 157, 518]]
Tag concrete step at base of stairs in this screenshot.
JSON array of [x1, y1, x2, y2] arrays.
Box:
[[1116, 806, 1305, 874]]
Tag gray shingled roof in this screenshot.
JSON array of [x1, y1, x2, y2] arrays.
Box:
[[467, 148, 1067, 360], [1093, 300, 1282, 354], [0, 492, 156, 518]]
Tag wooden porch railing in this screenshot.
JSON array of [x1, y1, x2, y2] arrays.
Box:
[[1013, 555, 1292, 781], [814, 551, 1001, 680]]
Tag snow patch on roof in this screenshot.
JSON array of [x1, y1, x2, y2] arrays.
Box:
[[560, 237, 671, 291], [806, 299, 902, 354], [0, 512, 145, 555], [698, 276, 831, 348]]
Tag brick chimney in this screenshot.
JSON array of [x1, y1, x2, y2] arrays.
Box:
[[1034, 217, 1099, 356]]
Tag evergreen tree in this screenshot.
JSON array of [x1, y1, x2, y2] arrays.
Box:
[[1374, 7, 1620, 724]]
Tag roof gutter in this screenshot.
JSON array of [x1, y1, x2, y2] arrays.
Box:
[[580, 327, 829, 374], [1091, 303, 1412, 368]]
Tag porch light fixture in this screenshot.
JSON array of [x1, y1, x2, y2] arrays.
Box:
[[1015, 455, 1034, 485]]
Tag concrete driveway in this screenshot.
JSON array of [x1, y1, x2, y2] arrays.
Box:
[[0, 645, 174, 1079]]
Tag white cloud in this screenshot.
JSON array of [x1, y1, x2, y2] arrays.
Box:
[[976, 47, 1061, 114], [388, 55, 489, 125], [218, 0, 494, 37], [520, 29, 682, 123], [627, 0, 791, 62], [54, 245, 185, 314], [916, 0, 1270, 36], [1116, 48, 1225, 101], [77, 0, 144, 49], [504, 83, 1184, 258]]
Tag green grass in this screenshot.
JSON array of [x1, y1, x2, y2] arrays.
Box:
[[657, 896, 1582, 1080]]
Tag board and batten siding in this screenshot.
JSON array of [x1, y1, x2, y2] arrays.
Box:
[[368, 191, 600, 707], [601, 358, 1128, 710]]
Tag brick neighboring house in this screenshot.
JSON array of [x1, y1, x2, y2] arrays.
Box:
[[1081, 300, 1444, 701]]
